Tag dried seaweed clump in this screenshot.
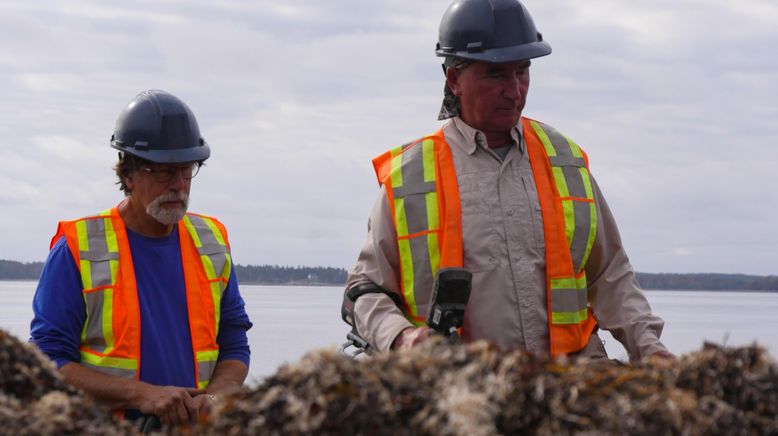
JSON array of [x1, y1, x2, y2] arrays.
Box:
[[0, 328, 133, 435], [0, 328, 74, 402], [196, 339, 778, 436]]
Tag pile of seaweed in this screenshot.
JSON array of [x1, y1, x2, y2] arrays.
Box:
[[2, 325, 776, 435], [0, 329, 133, 435], [200, 338, 777, 435]]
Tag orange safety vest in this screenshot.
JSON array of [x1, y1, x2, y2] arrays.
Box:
[[53, 206, 231, 389], [372, 117, 598, 357]]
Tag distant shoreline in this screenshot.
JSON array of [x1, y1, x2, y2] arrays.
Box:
[[1, 260, 776, 291], [2, 278, 777, 293]]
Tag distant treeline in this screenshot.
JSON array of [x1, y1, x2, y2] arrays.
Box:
[[636, 272, 778, 292], [234, 264, 347, 286], [0, 260, 43, 280], [0, 259, 346, 286], [1, 259, 776, 290]]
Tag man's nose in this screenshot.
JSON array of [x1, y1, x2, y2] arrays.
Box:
[[503, 76, 522, 101], [168, 170, 188, 190]]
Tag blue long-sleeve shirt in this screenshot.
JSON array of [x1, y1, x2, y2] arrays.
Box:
[[30, 226, 252, 389]]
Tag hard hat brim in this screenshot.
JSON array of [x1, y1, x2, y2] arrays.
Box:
[[436, 40, 552, 63], [111, 141, 211, 164]]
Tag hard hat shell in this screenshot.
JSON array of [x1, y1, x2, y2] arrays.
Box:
[[110, 90, 210, 163], [435, 0, 552, 63]]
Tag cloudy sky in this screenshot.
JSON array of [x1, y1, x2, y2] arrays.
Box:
[[1, 0, 776, 276]]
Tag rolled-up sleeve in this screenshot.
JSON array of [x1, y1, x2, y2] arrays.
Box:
[[586, 177, 669, 361], [346, 187, 413, 352]]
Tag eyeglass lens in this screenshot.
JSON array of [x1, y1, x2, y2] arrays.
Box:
[[144, 164, 200, 183]]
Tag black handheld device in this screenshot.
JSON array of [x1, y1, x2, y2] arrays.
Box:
[[426, 267, 472, 338]]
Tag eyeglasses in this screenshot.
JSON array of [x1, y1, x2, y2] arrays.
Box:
[[139, 163, 201, 183]]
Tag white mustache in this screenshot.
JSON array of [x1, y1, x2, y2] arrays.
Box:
[[146, 191, 189, 225], [148, 191, 189, 208]]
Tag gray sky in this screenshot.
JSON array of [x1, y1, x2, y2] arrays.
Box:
[[1, 0, 776, 275]]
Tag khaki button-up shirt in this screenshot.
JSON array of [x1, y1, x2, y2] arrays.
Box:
[[347, 117, 668, 361]]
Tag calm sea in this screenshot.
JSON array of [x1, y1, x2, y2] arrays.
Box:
[[2, 281, 776, 386]]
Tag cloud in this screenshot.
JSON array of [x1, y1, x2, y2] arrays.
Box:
[[0, 0, 775, 275]]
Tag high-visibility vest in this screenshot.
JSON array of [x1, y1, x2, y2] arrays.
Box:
[[372, 117, 598, 357], [52, 207, 231, 388]]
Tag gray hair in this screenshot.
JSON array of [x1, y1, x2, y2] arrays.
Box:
[[437, 57, 474, 120], [113, 152, 147, 195]]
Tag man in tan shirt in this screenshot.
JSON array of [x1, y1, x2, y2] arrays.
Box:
[[343, 0, 672, 362]]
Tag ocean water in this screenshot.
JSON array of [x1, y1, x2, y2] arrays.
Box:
[[2, 281, 776, 386]]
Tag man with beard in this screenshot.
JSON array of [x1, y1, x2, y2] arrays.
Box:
[[30, 90, 252, 428], [342, 0, 672, 362]]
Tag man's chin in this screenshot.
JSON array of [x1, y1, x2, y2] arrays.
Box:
[[148, 207, 187, 226], [491, 110, 521, 126]]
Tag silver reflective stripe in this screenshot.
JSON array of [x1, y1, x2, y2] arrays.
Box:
[[561, 165, 588, 198], [536, 121, 596, 271], [392, 140, 436, 199], [408, 233, 433, 310], [198, 359, 217, 383], [81, 361, 135, 379], [391, 140, 437, 319], [551, 287, 588, 313], [542, 124, 577, 164], [549, 155, 586, 167], [84, 291, 107, 352], [80, 219, 118, 288], [570, 201, 592, 272], [187, 215, 228, 276]]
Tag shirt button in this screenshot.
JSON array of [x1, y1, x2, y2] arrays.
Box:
[[506, 209, 514, 216]]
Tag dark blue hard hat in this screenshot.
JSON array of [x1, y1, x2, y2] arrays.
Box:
[[435, 0, 552, 63], [110, 90, 210, 163]]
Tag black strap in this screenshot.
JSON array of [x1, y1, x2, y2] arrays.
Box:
[[340, 284, 405, 357], [346, 283, 404, 307]]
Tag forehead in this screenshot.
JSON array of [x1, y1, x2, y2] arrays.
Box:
[[144, 161, 196, 169], [471, 59, 531, 72]]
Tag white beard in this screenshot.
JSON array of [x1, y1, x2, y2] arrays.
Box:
[[146, 191, 189, 225]]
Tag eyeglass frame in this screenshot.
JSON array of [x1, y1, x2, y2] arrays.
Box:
[[138, 162, 203, 184]]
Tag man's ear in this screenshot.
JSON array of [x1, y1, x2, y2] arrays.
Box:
[[445, 67, 462, 96], [125, 174, 135, 192]]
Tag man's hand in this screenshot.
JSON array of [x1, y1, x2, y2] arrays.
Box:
[[650, 350, 676, 360], [190, 393, 218, 422], [391, 326, 433, 350], [646, 350, 676, 368], [135, 384, 204, 426]]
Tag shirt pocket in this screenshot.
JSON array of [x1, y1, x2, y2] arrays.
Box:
[[522, 174, 545, 249], [458, 172, 500, 272]]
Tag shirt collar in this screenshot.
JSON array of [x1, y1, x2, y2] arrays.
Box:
[[450, 117, 525, 155]]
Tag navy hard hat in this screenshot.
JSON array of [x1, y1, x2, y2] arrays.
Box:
[[435, 0, 552, 63], [110, 90, 210, 163]]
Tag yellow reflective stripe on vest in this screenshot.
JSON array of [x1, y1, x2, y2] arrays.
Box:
[[391, 145, 416, 315], [387, 139, 441, 324], [529, 120, 598, 273], [578, 168, 597, 269], [422, 139, 441, 286], [183, 215, 230, 333], [425, 192, 441, 276], [531, 123, 559, 157], [196, 349, 219, 389], [550, 274, 589, 325], [75, 213, 120, 355], [390, 146, 404, 189], [80, 350, 137, 379], [81, 287, 116, 354]]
